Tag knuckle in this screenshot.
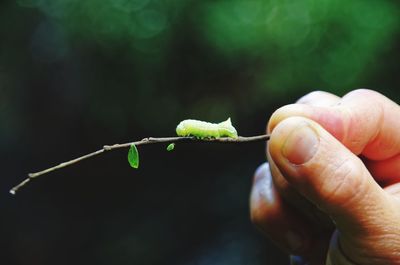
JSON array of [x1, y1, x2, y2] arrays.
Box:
[[345, 88, 379, 99], [318, 157, 365, 208], [296, 91, 340, 107], [340, 90, 384, 154], [296, 90, 328, 103]]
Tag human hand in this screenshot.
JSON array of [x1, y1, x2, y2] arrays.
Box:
[[250, 89, 400, 264]]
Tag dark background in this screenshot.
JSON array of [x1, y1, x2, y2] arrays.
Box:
[[1, 0, 399, 264]]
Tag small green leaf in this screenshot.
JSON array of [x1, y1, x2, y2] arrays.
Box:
[[166, 143, 175, 151], [128, 144, 139, 169]]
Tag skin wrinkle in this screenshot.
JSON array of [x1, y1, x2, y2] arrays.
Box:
[[341, 231, 400, 264], [338, 198, 400, 263], [333, 173, 382, 232], [335, 200, 399, 261], [370, 232, 400, 261], [357, 196, 396, 236], [316, 157, 355, 213]]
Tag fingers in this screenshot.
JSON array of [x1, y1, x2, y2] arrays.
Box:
[[268, 89, 400, 160], [250, 163, 329, 263], [268, 116, 390, 233], [265, 90, 400, 264]]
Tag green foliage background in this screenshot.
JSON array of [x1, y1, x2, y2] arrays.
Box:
[[2, 0, 399, 137], [1, 0, 399, 264]]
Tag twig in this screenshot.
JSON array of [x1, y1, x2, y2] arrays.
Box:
[[10, 134, 270, 195]]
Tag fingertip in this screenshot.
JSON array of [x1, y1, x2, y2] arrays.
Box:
[[267, 104, 314, 134]]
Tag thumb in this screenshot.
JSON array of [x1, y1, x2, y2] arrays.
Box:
[[268, 116, 393, 237]]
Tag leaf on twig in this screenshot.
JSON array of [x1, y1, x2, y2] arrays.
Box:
[[166, 143, 175, 151], [128, 144, 139, 169]]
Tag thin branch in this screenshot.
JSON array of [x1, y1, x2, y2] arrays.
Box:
[[10, 134, 270, 195]]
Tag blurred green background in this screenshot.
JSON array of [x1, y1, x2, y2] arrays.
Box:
[[1, 0, 399, 264]]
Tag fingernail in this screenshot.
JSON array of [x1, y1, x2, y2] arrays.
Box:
[[282, 124, 319, 165], [286, 231, 304, 252]]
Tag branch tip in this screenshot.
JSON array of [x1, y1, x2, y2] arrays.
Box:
[[10, 134, 269, 195]]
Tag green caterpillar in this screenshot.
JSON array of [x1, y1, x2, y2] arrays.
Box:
[[176, 118, 238, 138]]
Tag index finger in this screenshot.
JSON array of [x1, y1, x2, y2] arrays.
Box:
[[268, 89, 400, 161]]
